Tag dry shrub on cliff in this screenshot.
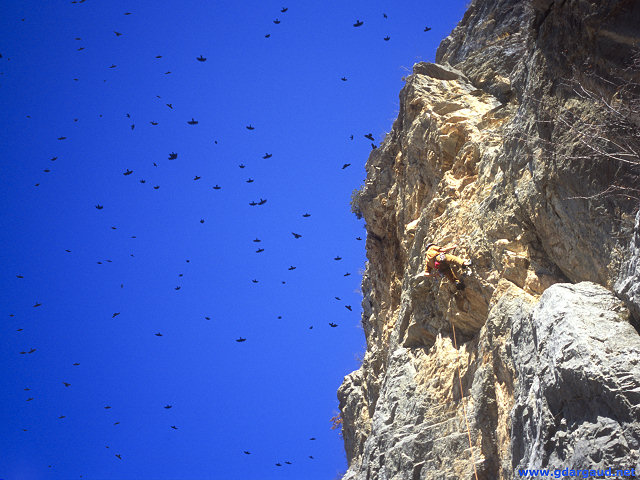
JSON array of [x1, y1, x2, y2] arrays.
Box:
[[330, 411, 344, 438]]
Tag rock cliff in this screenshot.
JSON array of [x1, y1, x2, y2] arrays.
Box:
[[338, 1, 640, 478]]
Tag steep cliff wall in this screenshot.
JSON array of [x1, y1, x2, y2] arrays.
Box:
[[339, 1, 640, 478]]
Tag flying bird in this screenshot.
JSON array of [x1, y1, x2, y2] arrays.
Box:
[[246, 124, 255, 130], [33, 302, 42, 307], [353, 20, 363, 27], [302, 213, 311, 217], [424, 26, 431, 32], [200, 219, 205, 223], [168, 152, 178, 159], [263, 153, 272, 159], [383, 13, 388, 18], [166, 103, 173, 109], [285, 461, 292, 465], [95, 204, 104, 209], [196, 55, 206, 62], [112, 312, 120, 318], [292, 232, 302, 238], [150, 121, 158, 125], [288, 266, 296, 270], [273, 18, 281, 24], [384, 36, 390, 41], [334, 256, 342, 260], [58, 136, 67, 140], [104, 406, 111, 409], [246, 178, 254, 183], [341, 77, 347, 81], [123, 169, 133, 175], [329, 322, 338, 327], [73, 363, 80, 366], [155, 332, 163, 336], [171, 425, 178, 430], [174, 286, 181, 291], [115, 454, 122, 460], [281, 7, 288, 12], [58, 415, 66, 419], [63, 382, 71, 387], [265, 34, 271, 38], [345, 305, 352, 311], [108, 64, 117, 68], [342, 163, 351, 169], [236, 337, 246, 342], [257, 198, 267, 205], [213, 185, 221, 190], [344, 272, 351, 276], [187, 118, 198, 125], [114, 31, 122, 36], [153, 185, 160, 189], [140, 179, 146, 183], [244, 451, 251, 455], [256, 248, 264, 253], [251, 279, 258, 283], [253, 238, 261, 242], [194, 175, 201, 180], [239, 164, 245, 168], [365, 133, 374, 141], [16, 274, 24, 278], [164, 405, 172, 409], [356, 237, 362, 240]]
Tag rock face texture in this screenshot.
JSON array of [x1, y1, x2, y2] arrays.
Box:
[[338, 0, 640, 478]]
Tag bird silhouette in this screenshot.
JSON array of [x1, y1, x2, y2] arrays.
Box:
[[150, 121, 158, 125], [95, 204, 104, 209], [236, 337, 247, 342], [253, 238, 261, 242], [246, 178, 254, 183], [124, 12, 132, 15], [164, 405, 172, 409], [309, 437, 316, 440], [166, 103, 173, 109], [112, 312, 120, 318], [335, 296, 341, 300], [334, 256, 342, 260], [187, 118, 198, 125], [155, 332, 163, 337], [365, 133, 374, 141], [276, 463, 282, 467], [108, 64, 117, 68], [196, 55, 206, 62], [424, 26, 431, 32], [251, 279, 258, 283], [73, 363, 80, 366], [292, 232, 302, 238], [350, 134, 354, 140], [265, 34, 271, 38], [104, 406, 111, 409], [273, 18, 281, 24], [288, 266, 296, 270], [153, 185, 160, 189], [345, 305, 352, 311], [16, 274, 24, 278], [356, 237, 362, 240], [213, 185, 221, 190], [344, 272, 351, 276], [263, 153, 272, 159], [244, 451, 251, 455], [383, 13, 388, 18], [257, 198, 267, 205], [33, 302, 42, 307], [353, 20, 363, 27], [140, 179, 146, 183], [174, 286, 181, 291], [164, 71, 171, 74], [384, 36, 390, 41], [285, 461, 292, 465], [302, 213, 311, 217], [114, 31, 122, 36], [65, 249, 72, 252], [123, 169, 133, 175], [58, 415, 66, 419], [246, 124, 255, 130], [239, 164, 246, 168], [342, 163, 351, 169], [28, 348, 36, 353], [281, 7, 288, 12], [371, 143, 377, 149], [341, 77, 347, 81], [171, 425, 178, 430], [249, 201, 257, 206], [194, 175, 201, 180], [27, 397, 34, 401], [329, 322, 338, 327], [63, 382, 71, 387], [256, 248, 264, 253], [115, 454, 122, 459], [58, 136, 67, 140], [168, 152, 177, 159], [200, 219, 205, 223]]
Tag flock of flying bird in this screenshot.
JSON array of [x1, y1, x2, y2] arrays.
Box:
[[5, 3, 435, 475]]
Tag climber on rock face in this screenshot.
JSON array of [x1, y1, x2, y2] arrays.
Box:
[[423, 242, 472, 290]]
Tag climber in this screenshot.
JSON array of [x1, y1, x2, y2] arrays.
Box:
[[423, 242, 472, 290]]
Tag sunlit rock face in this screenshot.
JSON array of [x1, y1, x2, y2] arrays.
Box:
[[338, 0, 640, 478]]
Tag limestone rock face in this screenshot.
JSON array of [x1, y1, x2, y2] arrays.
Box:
[[339, 0, 640, 478]]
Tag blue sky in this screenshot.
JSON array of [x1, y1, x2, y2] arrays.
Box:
[[0, 1, 468, 478]]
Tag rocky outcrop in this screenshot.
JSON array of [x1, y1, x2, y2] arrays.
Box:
[[339, 0, 640, 478]]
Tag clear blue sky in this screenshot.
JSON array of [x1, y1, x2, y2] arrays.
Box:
[[0, 1, 468, 478]]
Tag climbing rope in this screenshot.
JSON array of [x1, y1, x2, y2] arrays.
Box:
[[449, 315, 480, 480]]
